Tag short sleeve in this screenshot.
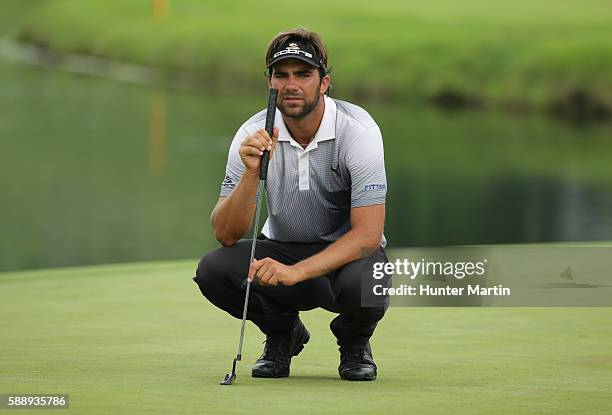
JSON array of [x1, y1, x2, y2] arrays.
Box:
[[347, 126, 387, 208], [219, 127, 248, 197]]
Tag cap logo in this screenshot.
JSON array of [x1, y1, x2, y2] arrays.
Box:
[[273, 42, 313, 60]]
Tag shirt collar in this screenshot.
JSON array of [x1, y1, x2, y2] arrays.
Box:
[[276, 96, 336, 149]]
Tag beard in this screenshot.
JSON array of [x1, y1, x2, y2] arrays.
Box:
[[277, 91, 321, 119]]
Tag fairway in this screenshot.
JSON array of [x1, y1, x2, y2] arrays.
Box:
[[1, 260, 611, 414], [10, 0, 612, 110]]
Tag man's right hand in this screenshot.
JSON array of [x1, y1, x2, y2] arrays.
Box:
[[239, 127, 279, 173]]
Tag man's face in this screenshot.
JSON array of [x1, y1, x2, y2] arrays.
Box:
[[269, 59, 329, 119]]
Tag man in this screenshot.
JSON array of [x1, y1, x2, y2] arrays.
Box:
[[194, 28, 390, 381]]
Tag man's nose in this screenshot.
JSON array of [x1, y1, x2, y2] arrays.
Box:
[[285, 75, 299, 90]]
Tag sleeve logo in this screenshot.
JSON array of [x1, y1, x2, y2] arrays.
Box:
[[221, 175, 235, 189], [364, 183, 386, 192]]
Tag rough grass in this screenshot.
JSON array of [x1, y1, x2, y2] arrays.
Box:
[[1, 259, 611, 414], [9, 0, 612, 113]]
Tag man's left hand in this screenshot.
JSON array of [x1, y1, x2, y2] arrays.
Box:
[[249, 258, 304, 287]]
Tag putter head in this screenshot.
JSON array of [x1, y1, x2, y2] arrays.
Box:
[[220, 357, 238, 385], [220, 372, 236, 385]]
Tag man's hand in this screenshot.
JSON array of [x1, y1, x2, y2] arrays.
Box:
[[249, 258, 304, 287], [239, 127, 279, 173]]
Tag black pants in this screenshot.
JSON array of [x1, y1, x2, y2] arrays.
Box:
[[193, 236, 391, 346]]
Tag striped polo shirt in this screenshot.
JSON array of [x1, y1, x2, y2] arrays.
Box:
[[220, 96, 387, 246]]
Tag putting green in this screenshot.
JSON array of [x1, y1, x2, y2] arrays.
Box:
[[1, 260, 611, 414]]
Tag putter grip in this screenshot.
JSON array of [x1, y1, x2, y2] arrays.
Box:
[[260, 88, 277, 180]]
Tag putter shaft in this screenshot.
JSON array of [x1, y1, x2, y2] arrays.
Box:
[[220, 182, 265, 385], [235, 180, 265, 359], [220, 88, 276, 386]]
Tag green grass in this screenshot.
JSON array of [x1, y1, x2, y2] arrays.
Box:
[[10, 0, 612, 110], [2, 259, 611, 414]]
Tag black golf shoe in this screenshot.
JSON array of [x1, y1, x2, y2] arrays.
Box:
[[338, 342, 377, 381], [252, 318, 310, 378]]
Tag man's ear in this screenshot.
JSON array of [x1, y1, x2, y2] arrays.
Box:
[[320, 75, 331, 95]]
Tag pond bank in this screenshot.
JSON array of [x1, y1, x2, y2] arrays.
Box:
[[11, 0, 612, 123]]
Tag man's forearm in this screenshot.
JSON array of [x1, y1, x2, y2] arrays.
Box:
[[293, 228, 381, 281], [211, 171, 260, 245]]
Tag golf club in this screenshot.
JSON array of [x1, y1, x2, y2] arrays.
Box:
[[220, 87, 278, 385]]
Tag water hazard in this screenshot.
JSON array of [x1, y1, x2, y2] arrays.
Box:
[[1, 61, 611, 271]]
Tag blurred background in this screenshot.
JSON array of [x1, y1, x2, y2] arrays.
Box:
[[1, 0, 611, 272]]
